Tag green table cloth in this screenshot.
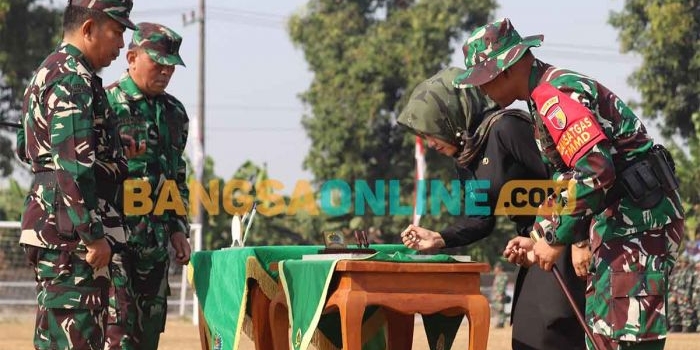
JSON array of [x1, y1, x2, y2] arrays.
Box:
[[190, 245, 418, 350], [279, 252, 469, 350]]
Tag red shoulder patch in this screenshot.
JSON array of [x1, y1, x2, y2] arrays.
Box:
[[531, 83, 607, 167]]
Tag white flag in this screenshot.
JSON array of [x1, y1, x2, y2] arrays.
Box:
[[412, 135, 426, 226]]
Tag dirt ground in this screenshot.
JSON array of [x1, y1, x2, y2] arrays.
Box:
[[2, 315, 699, 349]]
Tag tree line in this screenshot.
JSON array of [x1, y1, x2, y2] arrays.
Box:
[[0, 0, 698, 265]]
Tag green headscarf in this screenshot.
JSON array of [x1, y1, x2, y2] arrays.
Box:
[[398, 67, 532, 167], [398, 67, 498, 147]]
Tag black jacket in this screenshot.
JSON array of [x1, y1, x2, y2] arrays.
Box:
[[439, 115, 586, 350]]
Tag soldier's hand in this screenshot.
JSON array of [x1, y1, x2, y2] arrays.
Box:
[[533, 240, 565, 271], [170, 232, 191, 265], [503, 236, 535, 267], [400, 224, 445, 253], [85, 237, 112, 270], [121, 135, 146, 159], [571, 243, 592, 279]]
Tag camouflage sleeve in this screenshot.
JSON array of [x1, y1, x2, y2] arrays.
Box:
[[48, 76, 105, 244], [167, 103, 190, 238], [94, 154, 129, 184], [16, 122, 28, 163], [94, 98, 129, 184], [533, 83, 616, 244]]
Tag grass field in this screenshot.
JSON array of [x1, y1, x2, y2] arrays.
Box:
[[2, 315, 699, 349]]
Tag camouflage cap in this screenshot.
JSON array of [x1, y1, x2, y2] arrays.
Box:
[[453, 18, 543, 88], [398, 67, 498, 146], [130, 22, 185, 66], [70, 0, 136, 30]]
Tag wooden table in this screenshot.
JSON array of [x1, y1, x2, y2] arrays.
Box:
[[269, 260, 491, 350]]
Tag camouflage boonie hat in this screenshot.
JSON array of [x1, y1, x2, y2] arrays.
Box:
[[70, 0, 136, 30], [453, 18, 543, 88], [130, 22, 185, 66]]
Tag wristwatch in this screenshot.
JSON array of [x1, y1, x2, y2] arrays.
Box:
[[544, 230, 559, 245], [574, 239, 590, 248]]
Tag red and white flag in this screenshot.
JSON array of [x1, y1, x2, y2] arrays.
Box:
[[412, 135, 426, 226]]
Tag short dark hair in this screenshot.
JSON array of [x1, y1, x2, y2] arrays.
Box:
[[63, 4, 110, 33]]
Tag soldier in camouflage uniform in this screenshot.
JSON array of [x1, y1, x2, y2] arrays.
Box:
[[462, 19, 685, 350], [667, 254, 689, 332], [490, 262, 509, 328], [15, 1, 136, 349], [105, 22, 191, 350], [689, 260, 700, 332]]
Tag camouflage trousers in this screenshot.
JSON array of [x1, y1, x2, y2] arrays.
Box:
[[492, 301, 506, 327], [24, 245, 111, 350], [106, 220, 171, 350], [105, 252, 136, 350], [586, 219, 684, 350]]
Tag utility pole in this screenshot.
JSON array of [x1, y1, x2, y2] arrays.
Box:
[[183, 0, 206, 223], [182, 0, 205, 326]]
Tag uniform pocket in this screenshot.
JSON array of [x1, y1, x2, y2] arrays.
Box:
[[43, 283, 105, 310], [54, 193, 78, 241], [35, 250, 108, 310], [609, 271, 666, 340]]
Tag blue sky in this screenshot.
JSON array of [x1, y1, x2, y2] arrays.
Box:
[[12, 1, 653, 191]]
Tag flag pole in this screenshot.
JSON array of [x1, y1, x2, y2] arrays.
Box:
[[412, 135, 426, 226]]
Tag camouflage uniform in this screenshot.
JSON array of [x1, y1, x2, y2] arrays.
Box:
[[455, 18, 685, 350], [490, 263, 508, 328], [105, 22, 189, 350], [690, 261, 700, 332], [667, 256, 688, 332], [15, 1, 135, 349]]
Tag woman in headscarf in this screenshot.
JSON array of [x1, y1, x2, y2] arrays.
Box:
[[397, 67, 587, 350]]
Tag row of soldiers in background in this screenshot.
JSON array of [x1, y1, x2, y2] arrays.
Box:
[[668, 253, 700, 332]]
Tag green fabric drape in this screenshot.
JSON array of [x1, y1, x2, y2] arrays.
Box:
[[279, 251, 470, 350], [190, 245, 412, 350]]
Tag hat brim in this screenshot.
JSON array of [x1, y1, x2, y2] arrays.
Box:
[[108, 14, 137, 30], [145, 49, 186, 67], [453, 34, 543, 88]]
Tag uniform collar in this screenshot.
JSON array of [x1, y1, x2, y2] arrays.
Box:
[[117, 71, 147, 101], [527, 59, 548, 96], [58, 42, 97, 73]]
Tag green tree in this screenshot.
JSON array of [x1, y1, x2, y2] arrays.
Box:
[[193, 157, 324, 250], [610, 1, 700, 243], [0, 178, 24, 221], [666, 112, 700, 241], [0, 0, 62, 176], [609, 0, 700, 140], [288, 0, 496, 245]]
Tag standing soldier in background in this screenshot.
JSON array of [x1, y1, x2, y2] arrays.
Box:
[[667, 255, 688, 332], [678, 255, 696, 332], [490, 262, 509, 329], [15, 1, 136, 349], [689, 260, 700, 332], [105, 22, 191, 350]]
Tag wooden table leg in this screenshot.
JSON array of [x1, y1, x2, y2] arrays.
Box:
[[269, 291, 290, 350], [198, 306, 210, 350], [385, 309, 414, 350], [337, 291, 367, 350], [251, 284, 273, 350], [462, 295, 490, 350]]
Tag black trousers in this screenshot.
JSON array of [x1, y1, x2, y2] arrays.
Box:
[[511, 247, 586, 350]]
